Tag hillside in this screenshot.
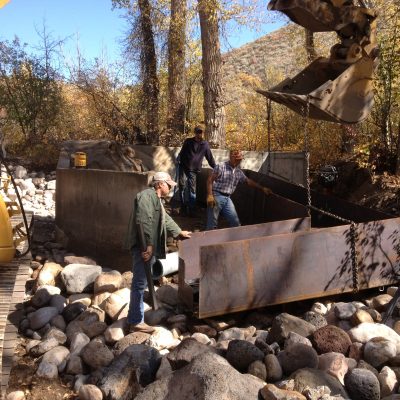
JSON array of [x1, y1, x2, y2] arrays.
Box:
[[221, 24, 337, 101], [222, 25, 302, 82]]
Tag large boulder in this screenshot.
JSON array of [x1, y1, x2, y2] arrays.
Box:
[[278, 343, 319, 375], [226, 340, 264, 372], [135, 351, 264, 400], [61, 264, 102, 294], [114, 332, 151, 356], [348, 323, 400, 351], [290, 368, 349, 398], [96, 344, 161, 400], [166, 338, 216, 370], [81, 340, 114, 370], [94, 271, 123, 294], [267, 313, 316, 344], [27, 307, 59, 330], [344, 367, 380, 400], [312, 325, 352, 355]]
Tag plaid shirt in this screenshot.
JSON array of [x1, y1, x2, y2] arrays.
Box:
[[212, 161, 247, 195]]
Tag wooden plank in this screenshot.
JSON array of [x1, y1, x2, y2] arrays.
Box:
[[0, 229, 32, 399]]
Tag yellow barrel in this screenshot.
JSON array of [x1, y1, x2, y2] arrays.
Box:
[[0, 193, 15, 263], [74, 152, 87, 168]]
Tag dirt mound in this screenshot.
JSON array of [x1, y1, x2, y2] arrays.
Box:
[[314, 161, 400, 216]]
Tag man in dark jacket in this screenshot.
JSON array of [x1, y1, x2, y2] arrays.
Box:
[[178, 125, 216, 216], [124, 172, 191, 333]]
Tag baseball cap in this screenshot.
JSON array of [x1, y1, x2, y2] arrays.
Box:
[[194, 124, 204, 134], [152, 171, 177, 187]]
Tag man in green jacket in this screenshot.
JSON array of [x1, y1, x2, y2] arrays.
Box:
[[125, 171, 191, 333]]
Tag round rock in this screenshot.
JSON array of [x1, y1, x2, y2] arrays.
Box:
[[303, 311, 328, 329], [344, 367, 380, 400], [226, 339, 264, 372], [278, 343, 319, 375], [78, 384, 103, 400], [312, 325, 352, 355]]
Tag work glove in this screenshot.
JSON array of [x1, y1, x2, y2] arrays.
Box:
[[207, 194, 216, 208], [262, 187, 272, 196]]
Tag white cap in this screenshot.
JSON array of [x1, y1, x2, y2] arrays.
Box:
[[152, 171, 177, 187]]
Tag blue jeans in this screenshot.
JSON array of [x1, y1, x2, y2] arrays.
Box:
[[206, 193, 240, 230], [127, 247, 155, 325], [178, 167, 197, 211]]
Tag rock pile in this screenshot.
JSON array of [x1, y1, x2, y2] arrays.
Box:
[[10, 250, 400, 400], [0, 164, 56, 218], [5, 164, 400, 400]]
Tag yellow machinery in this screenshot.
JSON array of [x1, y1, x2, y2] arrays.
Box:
[[0, 173, 29, 262], [0, 193, 14, 262]]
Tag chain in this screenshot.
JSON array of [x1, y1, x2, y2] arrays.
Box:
[[350, 222, 359, 292], [303, 96, 311, 216], [307, 204, 359, 293], [301, 95, 359, 293], [266, 98, 272, 174]]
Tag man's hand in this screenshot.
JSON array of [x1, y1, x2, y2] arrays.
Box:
[[141, 245, 153, 262], [207, 194, 216, 208], [262, 187, 272, 196], [179, 230, 192, 239]]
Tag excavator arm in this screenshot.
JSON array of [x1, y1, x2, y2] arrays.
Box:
[[258, 0, 378, 124]]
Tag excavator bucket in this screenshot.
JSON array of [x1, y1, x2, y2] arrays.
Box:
[[258, 55, 375, 124], [263, 0, 378, 124], [268, 0, 340, 32]]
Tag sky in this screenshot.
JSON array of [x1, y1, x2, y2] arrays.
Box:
[[0, 0, 285, 65]]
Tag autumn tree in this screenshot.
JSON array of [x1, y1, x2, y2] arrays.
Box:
[[0, 36, 63, 147], [166, 0, 187, 142], [113, 0, 160, 144], [198, 0, 226, 148]]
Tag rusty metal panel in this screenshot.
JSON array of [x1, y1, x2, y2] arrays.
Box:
[[244, 171, 392, 226], [232, 191, 309, 226], [196, 217, 400, 318], [179, 217, 311, 282]]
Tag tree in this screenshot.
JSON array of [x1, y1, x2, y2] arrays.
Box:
[[138, 0, 160, 144], [113, 0, 160, 144], [198, 0, 226, 148], [166, 0, 187, 142], [0, 37, 63, 147]]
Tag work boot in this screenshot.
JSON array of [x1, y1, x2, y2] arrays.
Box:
[[129, 322, 156, 334]]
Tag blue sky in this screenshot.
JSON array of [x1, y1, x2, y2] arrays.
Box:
[[0, 0, 285, 63]]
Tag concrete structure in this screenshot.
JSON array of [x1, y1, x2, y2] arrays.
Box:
[[130, 145, 306, 187]]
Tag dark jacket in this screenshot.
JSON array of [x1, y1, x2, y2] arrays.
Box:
[[124, 188, 181, 259], [178, 137, 216, 172]]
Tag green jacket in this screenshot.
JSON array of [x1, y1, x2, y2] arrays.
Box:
[[124, 188, 182, 259]]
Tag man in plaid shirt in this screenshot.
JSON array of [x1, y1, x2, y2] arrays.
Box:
[[206, 149, 272, 230]]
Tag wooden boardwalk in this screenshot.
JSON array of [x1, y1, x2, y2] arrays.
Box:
[[0, 213, 32, 399]]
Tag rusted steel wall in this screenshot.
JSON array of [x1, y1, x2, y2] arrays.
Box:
[[193, 217, 400, 318], [179, 217, 311, 313], [56, 169, 150, 269], [244, 171, 392, 226]]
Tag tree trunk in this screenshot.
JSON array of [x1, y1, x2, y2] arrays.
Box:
[[138, 0, 159, 144], [198, 0, 226, 148], [167, 0, 187, 144], [395, 122, 400, 175], [305, 29, 317, 63]]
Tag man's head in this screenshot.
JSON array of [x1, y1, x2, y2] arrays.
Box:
[[194, 125, 204, 141], [152, 172, 177, 197], [229, 149, 244, 167]]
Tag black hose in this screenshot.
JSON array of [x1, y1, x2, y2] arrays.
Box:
[[0, 153, 32, 257]]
